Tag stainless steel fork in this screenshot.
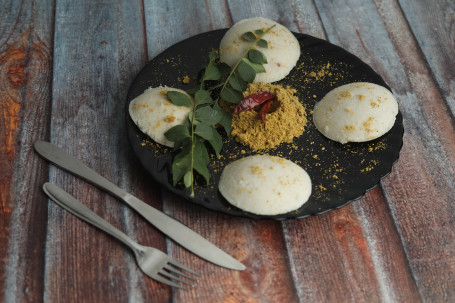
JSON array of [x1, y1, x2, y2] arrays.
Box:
[[42, 182, 200, 290]]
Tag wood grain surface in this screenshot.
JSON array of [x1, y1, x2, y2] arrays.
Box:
[[1, 0, 454, 302]]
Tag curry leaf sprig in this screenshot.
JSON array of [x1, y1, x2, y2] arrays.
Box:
[[164, 24, 275, 198]]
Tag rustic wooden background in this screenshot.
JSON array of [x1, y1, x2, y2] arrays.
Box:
[[1, 0, 454, 302]]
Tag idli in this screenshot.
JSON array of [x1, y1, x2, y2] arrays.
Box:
[[129, 86, 191, 147], [218, 155, 312, 215], [219, 17, 300, 83], [313, 82, 399, 144]]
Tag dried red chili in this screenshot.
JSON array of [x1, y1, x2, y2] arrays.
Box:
[[234, 92, 274, 114], [258, 100, 272, 122]]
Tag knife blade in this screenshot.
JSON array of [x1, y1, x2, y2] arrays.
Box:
[[34, 140, 245, 271]]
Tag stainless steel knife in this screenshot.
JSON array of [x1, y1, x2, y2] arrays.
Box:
[[34, 140, 245, 271]]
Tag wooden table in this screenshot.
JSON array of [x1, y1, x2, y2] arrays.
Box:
[[1, 0, 454, 302]]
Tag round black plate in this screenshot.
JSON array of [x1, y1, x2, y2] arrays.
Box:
[[126, 29, 404, 220]]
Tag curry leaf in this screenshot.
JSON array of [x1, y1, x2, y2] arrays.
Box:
[[228, 74, 247, 91], [257, 39, 268, 48], [207, 127, 223, 157], [195, 123, 213, 140], [183, 170, 193, 188], [164, 125, 190, 143], [248, 49, 267, 64], [193, 139, 210, 185], [213, 104, 232, 135], [171, 150, 191, 186], [218, 62, 232, 76], [242, 57, 266, 73], [195, 106, 221, 125], [241, 31, 256, 41], [220, 87, 244, 103], [204, 61, 221, 81], [167, 91, 193, 107], [237, 60, 256, 82], [194, 89, 213, 106], [208, 49, 219, 61]]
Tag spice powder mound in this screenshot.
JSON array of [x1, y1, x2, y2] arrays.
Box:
[[230, 82, 307, 150]]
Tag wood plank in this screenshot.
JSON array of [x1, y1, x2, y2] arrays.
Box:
[[372, 0, 455, 300], [312, 0, 455, 300], [399, 0, 455, 115], [43, 1, 171, 301], [0, 1, 53, 302]]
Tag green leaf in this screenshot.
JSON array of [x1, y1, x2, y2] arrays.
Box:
[[185, 87, 198, 95], [195, 123, 213, 140], [195, 107, 221, 125], [208, 49, 219, 61], [248, 49, 267, 64], [204, 61, 221, 81], [171, 151, 191, 186], [193, 139, 210, 185], [214, 104, 232, 135], [257, 39, 268, 48], [164, 125, 190, 142], [255, 29, 264, 35], [183, 170, 193, 188], [242, 57, 266, 74], [241, 31, 256, 41], [228, 74, 247, 91], [194, 89, 213, 106], [218, 63, 232, 76], [237, 60, 257, 82], [188, 112, 200, 125], [194, 139, 210, 166], [167, 91, 193, 107], [220, 87, 244, 103], [207, 127, 223, 157]]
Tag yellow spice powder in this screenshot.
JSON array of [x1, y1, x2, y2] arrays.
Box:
[[230, 82, 307, 150]]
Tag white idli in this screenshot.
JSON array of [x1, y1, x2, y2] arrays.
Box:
[[219, 155, 312, 215], [219, 17, 300, 83], [129, 86, 191, 147], [313, 82, 399, 144]]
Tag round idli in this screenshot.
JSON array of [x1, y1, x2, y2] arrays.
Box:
[[313, 82, 399, 144], [219, 17, 300, 83], [218, 155, 312, 215], [129, 86, 191, 147]]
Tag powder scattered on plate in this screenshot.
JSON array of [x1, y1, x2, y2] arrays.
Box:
[[129, 86, 191, 147], [218, 155, 312, 215], [219, 17, 300, 83], [313, 82, 398, 144]]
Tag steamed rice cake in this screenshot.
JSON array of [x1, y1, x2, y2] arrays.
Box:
[[129, 86, 191, 147], [313, 82, 399, 144], [219, 17, 300, 83], [218, 155, 312, 215]]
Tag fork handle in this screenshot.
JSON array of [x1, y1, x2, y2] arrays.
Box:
[[43, 182, 142, 253]]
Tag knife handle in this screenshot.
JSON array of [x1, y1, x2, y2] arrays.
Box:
[[34, 141, 127, 199], [43, 182, 141, 251]]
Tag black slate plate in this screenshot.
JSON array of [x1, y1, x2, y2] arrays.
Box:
[[126, 29, 404, 220]]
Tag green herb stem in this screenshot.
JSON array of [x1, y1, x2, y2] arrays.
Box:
[[214, 24, 276, 105], [189, 100, 197, 198]]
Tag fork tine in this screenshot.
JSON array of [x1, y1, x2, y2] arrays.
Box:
[[159, 270, 195, 286], [166, 259, 202, 277], [163, 264, 199, 281], [152, 274, 189, 291]]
